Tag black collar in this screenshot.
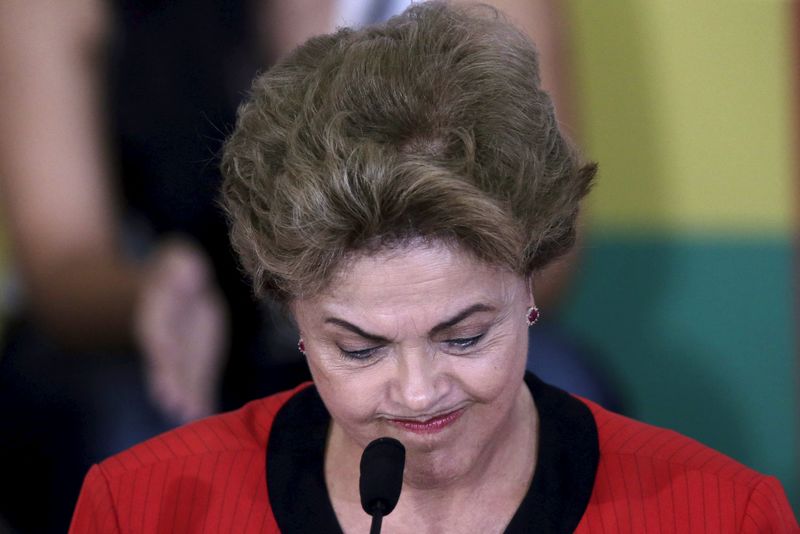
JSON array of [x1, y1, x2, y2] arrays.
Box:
[[266, 373, 598, 533]]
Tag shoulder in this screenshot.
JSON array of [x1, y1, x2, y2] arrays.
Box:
[[585, 399, 762, 486], [69, 383, 312, 533], [576, 398, 798, 532]]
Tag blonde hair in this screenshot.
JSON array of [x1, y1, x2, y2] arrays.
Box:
[[221, 1, 596, 303]]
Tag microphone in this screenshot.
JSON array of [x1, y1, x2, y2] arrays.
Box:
[[359, 437, 406, 534]]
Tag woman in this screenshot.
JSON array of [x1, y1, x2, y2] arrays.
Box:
[[69, 3, 797, 532]]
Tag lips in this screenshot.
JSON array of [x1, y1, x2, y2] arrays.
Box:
[[388, 407, 465, 434]]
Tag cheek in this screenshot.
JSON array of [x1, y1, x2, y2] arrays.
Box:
[[456, 327, 528, 400], [308, 358, 384, 429]]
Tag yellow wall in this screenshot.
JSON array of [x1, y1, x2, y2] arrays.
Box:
[[569, 0, 794, 235]]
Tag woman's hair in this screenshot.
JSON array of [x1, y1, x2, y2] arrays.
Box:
[[221, 1, 596, 303]]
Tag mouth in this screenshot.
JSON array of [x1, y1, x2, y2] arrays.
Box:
[[387, 407, 465, 434]]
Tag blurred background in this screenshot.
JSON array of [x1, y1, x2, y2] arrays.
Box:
[[0, 0, 797, 532], [560, 0, 799, 513]]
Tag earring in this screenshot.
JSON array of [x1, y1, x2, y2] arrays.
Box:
[[526, 306, 540, 326], [298, 338, 306, 355]]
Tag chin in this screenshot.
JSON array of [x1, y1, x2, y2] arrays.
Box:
[[398, 427, 489, 488], [394, 397, 517, 486]]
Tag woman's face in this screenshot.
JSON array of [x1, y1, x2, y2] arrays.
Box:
[[291, 242, 533, 484]]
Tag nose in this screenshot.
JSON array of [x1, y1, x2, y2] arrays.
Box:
[[391, 348, 442, 414]]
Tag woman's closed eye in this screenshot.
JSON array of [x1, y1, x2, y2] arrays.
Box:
[[339, 345, 381, 360], [338, 333, 485, 360], [444, 333, 484, 350]]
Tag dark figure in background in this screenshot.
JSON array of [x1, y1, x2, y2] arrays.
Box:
[[0, 1, 321, 531], [108, 0, 311, 409]]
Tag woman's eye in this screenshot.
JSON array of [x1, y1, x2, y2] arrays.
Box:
[[445, 334, 484, 350], [339, 346, 380, 360]]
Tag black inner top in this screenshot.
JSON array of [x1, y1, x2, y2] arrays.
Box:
[[266, 372, 599, 533]]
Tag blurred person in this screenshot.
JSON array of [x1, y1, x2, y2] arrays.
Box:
[[0, 0, 330, 531], [69, 4, 798, 531]]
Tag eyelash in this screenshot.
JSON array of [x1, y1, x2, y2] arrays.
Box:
[[447, 334, 484, 350], [338, 334, 484, 361], [340, 346, 379, 360]]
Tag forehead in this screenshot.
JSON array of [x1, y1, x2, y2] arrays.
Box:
[[307, 242, 526, 315]]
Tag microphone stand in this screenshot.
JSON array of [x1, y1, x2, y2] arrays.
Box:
[[369, 501, 386, 534]]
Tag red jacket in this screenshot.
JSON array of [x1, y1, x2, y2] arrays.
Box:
[[70, 375, 798, 533]]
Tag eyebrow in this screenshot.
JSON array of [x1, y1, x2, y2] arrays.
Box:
[[323, 303, 496, 342]]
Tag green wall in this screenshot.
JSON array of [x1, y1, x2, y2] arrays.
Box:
[[560, 237, 797, 506]]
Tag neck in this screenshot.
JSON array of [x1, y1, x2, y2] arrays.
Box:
[[325, 384, 538, 530]]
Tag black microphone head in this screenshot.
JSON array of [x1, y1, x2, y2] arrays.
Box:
[[359, 437, 406, 517]]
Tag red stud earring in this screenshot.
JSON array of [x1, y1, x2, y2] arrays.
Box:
[[298, 339, 306, 355], [526, 306, 540, 326]]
